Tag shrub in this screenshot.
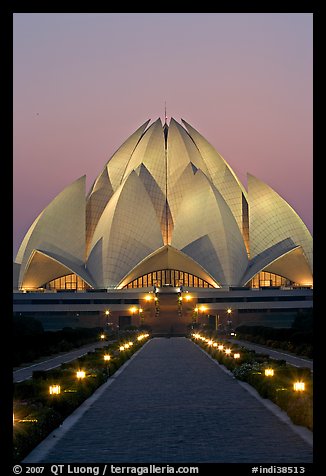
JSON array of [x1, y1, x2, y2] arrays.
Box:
[[192, 334, 313, 431], [13, 334, 151, 462], [13, 405, 62, 462], [232, 361, 263, 381]]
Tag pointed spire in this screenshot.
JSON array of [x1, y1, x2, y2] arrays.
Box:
[[163, 101, 169, 144]]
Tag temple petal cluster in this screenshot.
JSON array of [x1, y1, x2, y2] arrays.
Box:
[[14, 117, 313, 291]]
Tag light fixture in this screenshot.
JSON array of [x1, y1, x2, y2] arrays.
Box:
[[76, 370, 86, 379], [265, 368, 274, 377], [49, 385, 61, 395], [293, 381, 305, 392]]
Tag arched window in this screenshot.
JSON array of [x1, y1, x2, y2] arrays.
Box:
[[44, 274, 90, 291], [123, 269, 214, 289], [249, 271, 294, 288]]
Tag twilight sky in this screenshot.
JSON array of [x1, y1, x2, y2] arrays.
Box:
[[13, 13, 313, 258]]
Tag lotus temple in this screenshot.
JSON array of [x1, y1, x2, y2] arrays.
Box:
[[13, 117, 313, 333]]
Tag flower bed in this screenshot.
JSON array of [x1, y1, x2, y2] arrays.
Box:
[[191, 333, 313, 431], [13, 333, 150, 463]]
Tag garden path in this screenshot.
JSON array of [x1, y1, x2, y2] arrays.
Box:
[[24, 337, 313, 463]]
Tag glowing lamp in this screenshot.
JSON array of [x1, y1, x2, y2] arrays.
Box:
[[76, 370, 86, 380], [233, 353, 240, 359], [213, 343, 218, 347], [185, 294, 191, 301], [145, 295, 152, 301], [293, 381, 305, 392], [119, 345, 125, 351], [100, 334, 105, 340], [225, 348, 231, 355], [103, 355, 111, 362], [207, 340, 213, 346], [265, 368, 274, 377], [49, 385, 61, 395], [218, 345, 224, 351]]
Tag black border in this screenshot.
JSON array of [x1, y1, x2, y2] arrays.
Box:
[[3, 5, 320, 474]]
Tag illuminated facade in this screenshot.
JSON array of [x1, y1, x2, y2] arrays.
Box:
[[14, 117, 313, 292]]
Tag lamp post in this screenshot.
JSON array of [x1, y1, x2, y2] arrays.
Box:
[[130, 306, 144, 327], [226, 308, 232, 334], [293, 381, 305, 392], [215, 314, 219, 332], [184, 293, 192, 302], [139, 308, 144, 326], [76, 370, 86, 380], [199, 305, 208, 328], [265, 368, 274, 377], [49, 385, 61, 395], [103, 354, 111, 377], [105, 309, 110, 328], [193, 307, 199, 325]]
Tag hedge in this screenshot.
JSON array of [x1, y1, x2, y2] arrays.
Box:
[[13, 334, 150, 462], [191, 333, 313, 431]]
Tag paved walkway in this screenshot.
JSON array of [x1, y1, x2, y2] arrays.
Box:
[[231, 339, 313, 370], [14, 340, 111, 382], [24, 338, 313, 463]]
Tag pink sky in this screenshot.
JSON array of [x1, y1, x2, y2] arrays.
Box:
[[13, 13, 313, 258]]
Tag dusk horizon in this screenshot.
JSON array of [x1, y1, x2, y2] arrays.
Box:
[[13, 13, 313, 258], [12, 13, 314, 468]]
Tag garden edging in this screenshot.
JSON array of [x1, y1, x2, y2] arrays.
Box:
[[194, 340, 313, 447], [22, 339, 151, 463]]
